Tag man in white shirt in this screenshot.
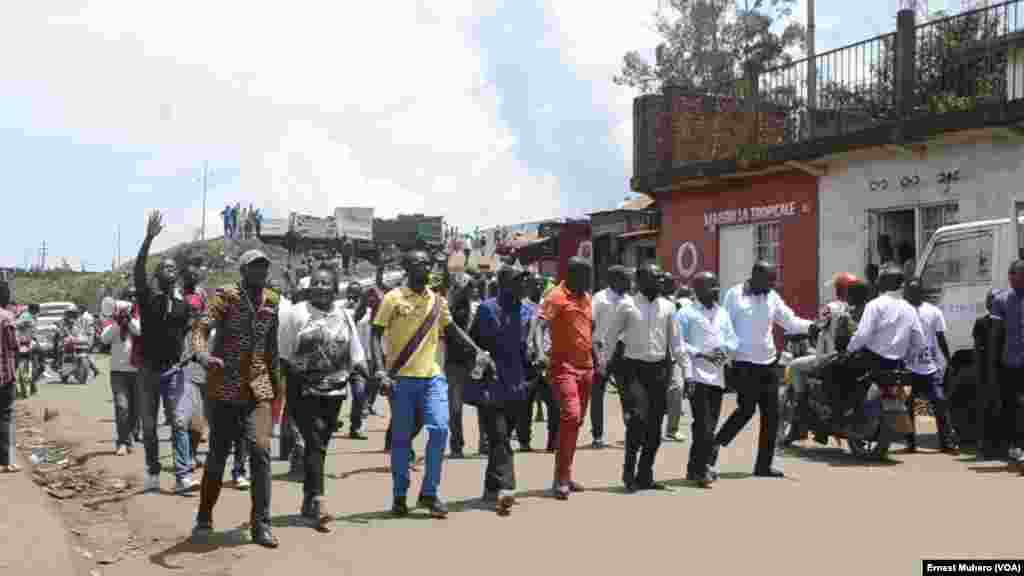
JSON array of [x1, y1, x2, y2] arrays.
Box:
[[713, 262, 818, 478], [679, 272, 736, 488], [842, 266, 925, 426], [591, 265, 631, 448], [607, 264, 685, 491], [903, 278, 957, 453]]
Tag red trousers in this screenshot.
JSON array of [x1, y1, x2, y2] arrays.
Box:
[[550, 362, 594, 484]]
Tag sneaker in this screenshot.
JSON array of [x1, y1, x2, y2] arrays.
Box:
[[391, 497, 409, 517], [191, 518, 213, 539], [175, 476, 200, 494], [234, 476, 251, 490], [143, 473, 160, 493], [115, 445, 127, 457], [1010, 447, 1024, 463], [551, 483, 570, 500], [349, 430, 368, 440], [416, 495, 449, 518], [591, 438, 607, 449], [665, 431, 687, 442], [567, 480, 585, 493]]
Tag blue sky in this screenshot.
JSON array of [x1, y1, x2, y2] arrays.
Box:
[[1, 0, 964, 272]]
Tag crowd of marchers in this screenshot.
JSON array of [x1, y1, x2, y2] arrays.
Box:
[[3, 209, 1024, 548]]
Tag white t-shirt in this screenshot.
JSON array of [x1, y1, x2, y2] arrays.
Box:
[[279, 301, 365, 394], [907, 301, 947, 375]]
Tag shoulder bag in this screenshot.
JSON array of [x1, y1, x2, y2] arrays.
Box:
[[387, 292, 443, 379]]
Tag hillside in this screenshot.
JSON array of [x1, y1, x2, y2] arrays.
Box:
[[14, 235, 383, 310]]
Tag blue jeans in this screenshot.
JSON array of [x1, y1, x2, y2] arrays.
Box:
[[390, 375, 449, 499], [137, 366, 193, 480]]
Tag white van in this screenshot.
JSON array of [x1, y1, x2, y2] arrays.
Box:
[[916, 212, 1022, 360], [914, 203, 1023, 442]]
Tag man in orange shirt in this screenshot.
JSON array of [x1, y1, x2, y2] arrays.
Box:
[[536, 257, 595, 500]]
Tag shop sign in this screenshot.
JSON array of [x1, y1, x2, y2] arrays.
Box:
[[704, 201, 798, 229]]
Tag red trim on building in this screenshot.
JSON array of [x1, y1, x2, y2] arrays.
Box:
[[656, 172, 819, 322]]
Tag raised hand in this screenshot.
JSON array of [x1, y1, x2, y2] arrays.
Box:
[[146, 211, 165, 240]]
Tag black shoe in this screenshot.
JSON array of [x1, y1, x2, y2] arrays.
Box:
[[416, 495, 449, 518], [251, 526, 279, 549], [191, 518, 214, 539], [636, 480, 668, 491], [754, 468, 785, 478], [349, 430, 368, 440], [622, 470, 636, 493], [391, 497, 409, 517], [449, 449, 465, 459]]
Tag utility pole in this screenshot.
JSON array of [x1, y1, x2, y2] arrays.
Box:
[[39, 241, 48, 271], [806, 0, 816, 139], [200, 161, 209, 241]]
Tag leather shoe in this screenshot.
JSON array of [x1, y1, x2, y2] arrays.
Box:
[[636, 480, 668, 491], [251, 526, 279, 549], [754, 468, 785, 478]]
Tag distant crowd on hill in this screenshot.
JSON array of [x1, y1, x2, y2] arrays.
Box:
[[221, 203, 263, 241]]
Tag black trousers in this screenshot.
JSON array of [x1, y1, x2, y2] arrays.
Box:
[[622, 359, 669, 484], [687, 382, 724, 479], [517, 377, 559, 450], [446, 362, 487, 453], [199, 400, 273, 529], [481, 400, 524, 492], [0, 383, 14, 467], [714, 362, 779, 473], [295, 393, 344, 498], [998, 366, 1024, 449]]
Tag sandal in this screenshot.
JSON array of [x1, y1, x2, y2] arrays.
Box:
[[2, 464, 22, 473]]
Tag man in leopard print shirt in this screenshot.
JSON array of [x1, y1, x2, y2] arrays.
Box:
[[191, 249, 282, 548]]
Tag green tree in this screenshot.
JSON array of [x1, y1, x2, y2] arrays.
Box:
[[614, 0, 805, 95]]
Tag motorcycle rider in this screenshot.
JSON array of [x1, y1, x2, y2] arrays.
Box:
[[55, 308, 100, 380], [838, 265, 925, 428], [786, 272, 858, 442]]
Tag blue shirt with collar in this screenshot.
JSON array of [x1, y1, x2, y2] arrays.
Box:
[[471, 294, 535, 404]]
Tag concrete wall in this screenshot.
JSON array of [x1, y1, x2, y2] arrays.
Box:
[[658, 172, 819, 321], [818, 134, 1024, 305]]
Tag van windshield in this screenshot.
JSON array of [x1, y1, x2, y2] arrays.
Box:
[[920, 231, 994, 288]]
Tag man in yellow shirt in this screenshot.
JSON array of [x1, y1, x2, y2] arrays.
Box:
[[372, 249, 490, 518]]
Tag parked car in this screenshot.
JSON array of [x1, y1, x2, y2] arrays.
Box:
[[34, 301, 78, 355]]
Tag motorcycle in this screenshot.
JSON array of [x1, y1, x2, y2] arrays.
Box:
[[56, 335, 92, 385], [778, 344, 914, 460]]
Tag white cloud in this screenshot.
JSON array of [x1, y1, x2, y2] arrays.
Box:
[[541, 2, 662, 205], [1, 0, 564, 254]]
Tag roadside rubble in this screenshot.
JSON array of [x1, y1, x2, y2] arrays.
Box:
[[14, 404, 148, 570]]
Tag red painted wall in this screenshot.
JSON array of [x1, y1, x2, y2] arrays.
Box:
[[657, 172, 819, 322], [557, 221, 592, 282]]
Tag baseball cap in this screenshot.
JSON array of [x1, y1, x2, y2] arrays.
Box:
[[239, 249, 270, 268]]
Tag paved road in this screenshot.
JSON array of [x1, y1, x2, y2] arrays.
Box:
[[22, 356, 1024, 576]]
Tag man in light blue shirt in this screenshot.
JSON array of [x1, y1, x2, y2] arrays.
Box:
[[713, 262, 818, 478], [678, 272, 737, 488]]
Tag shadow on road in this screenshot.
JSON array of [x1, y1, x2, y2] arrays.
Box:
[[327, 465, 391, 480], [149, 530, 250, 570], [965, 463, 1018, 474], [782, 445, 903, 468], [73, 449, 118, 466]]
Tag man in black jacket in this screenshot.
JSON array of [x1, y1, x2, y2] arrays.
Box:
[[134, 211, 198, 495]]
